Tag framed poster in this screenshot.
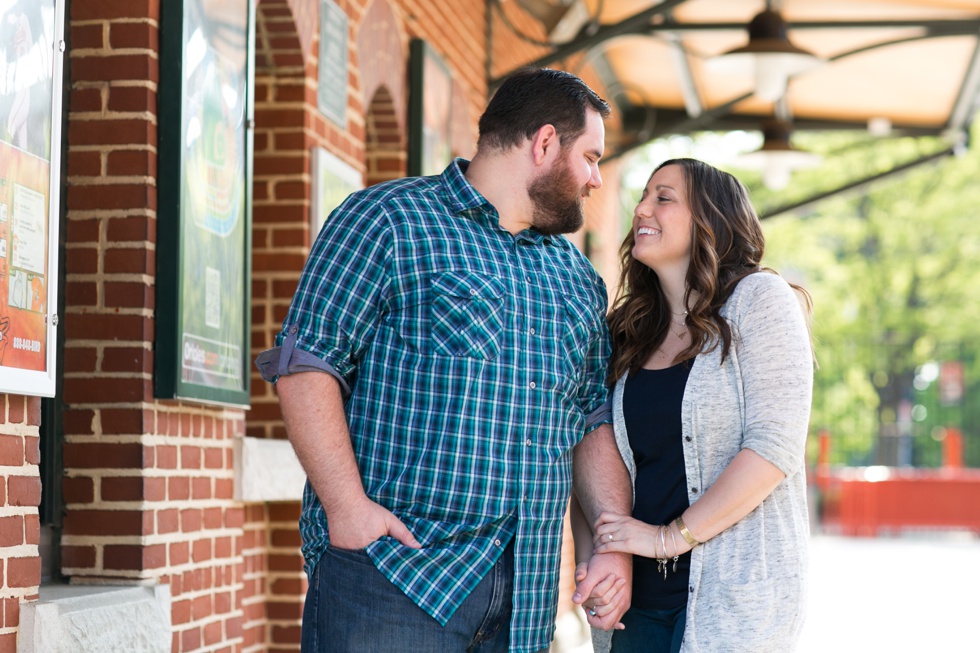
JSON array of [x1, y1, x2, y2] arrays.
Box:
[[311, 146, 362, 233], [0, 0, 65, 397], [407, 39, 453, 177], [156, 0, 254, 407]]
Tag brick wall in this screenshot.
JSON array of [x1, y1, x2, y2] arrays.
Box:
[[63, 1, 249, 652], [0, 1, 626, 652], [0, 395, 41, 653]]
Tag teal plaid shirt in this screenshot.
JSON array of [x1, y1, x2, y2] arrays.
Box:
[[258, 160, 611, 652]]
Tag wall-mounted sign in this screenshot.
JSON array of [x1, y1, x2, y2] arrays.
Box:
[[408, 39, 454, 177], [0, 0, 65, 397], [311, 146, 362, 232], [317, 0, 348, 127], [156, 0, 254, 407]]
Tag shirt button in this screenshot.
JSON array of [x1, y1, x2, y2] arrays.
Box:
[[529, 381, 536, 389], [529, 328, 535, 335], [470, 289, 478, 295], [494, 539, 501, 547], [526, 275, 533, 283], [525, 439, 532, 446], [289, 325, 298, 334]]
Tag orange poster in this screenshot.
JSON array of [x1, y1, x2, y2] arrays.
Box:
[[0, 0, 60, 394], [0, 140, 50, 374]]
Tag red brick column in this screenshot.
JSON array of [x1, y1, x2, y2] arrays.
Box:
[[64, 2, 247, 651], [245, 1, 330, 649], [0, 395, 42, 653]]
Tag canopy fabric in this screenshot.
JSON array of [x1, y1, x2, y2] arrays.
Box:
[[500, 1, 980, 157]]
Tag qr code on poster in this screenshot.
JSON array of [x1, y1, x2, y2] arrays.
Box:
[[206, 267, 221, 328]]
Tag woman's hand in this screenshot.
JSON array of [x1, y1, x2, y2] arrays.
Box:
[[574, 559, 628, 630], [592, 511, 664, 559]]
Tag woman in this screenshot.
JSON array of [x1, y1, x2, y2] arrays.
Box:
[[582, 158, 813, 652]]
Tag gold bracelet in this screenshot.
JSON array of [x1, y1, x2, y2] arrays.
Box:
[[675, 516, 700, 547]]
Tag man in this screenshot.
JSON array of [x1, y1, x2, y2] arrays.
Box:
[[256, 67, 631, 652]]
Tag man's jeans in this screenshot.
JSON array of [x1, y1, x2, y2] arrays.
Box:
[[301, 542, 519, 652]]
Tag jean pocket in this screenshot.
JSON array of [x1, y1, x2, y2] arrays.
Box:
[[324, 544, 376, 569], [430, 272, 505, 359]]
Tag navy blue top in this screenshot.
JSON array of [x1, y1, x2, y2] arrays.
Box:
[[624, 360, 693, 610]]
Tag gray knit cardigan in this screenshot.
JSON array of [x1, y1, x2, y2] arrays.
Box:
[[593, 272, 813, 653]]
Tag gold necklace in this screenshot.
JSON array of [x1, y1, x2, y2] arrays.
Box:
[[671, 310, 687, 339]]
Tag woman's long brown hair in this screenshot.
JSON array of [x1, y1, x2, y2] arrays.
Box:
[[606, 158, 811, 384]]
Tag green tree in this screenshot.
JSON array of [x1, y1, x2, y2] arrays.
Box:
[[622, 128, 980, 467], [757, 129, 980, 467]]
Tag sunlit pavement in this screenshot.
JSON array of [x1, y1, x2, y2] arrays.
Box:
[[555, 531, 980, 652], [799, 532, 978, 652]]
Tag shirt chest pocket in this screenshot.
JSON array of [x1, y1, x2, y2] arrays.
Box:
[[559, 289, 599, 382], [431, 272, 506, 360]]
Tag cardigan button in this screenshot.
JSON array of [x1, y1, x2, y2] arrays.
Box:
[[685, 436, 692, 442], [691, 487, 699, 494]]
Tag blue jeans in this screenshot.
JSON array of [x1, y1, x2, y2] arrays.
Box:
[[611, 604, 687, 653], [301, 543, 523, 652]]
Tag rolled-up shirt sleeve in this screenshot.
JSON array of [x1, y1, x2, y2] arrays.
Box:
[[584, 396, 612, 433], [254, 193, 391, 395], [254, 328, 352, 396]]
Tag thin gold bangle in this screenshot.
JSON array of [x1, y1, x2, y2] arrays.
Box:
[[675, 516, 700, 547]]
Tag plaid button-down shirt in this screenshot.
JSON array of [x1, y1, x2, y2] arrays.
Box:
[[258, 160, 611, 652]]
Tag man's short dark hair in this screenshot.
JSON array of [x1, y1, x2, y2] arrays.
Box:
[[477, 67, 611, 151]]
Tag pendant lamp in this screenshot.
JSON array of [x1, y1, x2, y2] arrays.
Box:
[[713, 3, 822, 102], [737, 118, 820, 190]]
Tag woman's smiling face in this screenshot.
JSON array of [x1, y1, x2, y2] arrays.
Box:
[[631, 164, 694, 274]]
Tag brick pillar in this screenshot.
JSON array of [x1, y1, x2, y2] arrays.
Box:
[[0, 395, 42, 653], [245, 1, 319, 650], [64, 3, 247, 652], [266, 502, 305, 651], [240, 503, 270, 652]]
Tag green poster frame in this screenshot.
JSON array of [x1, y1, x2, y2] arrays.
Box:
[[156, 0, 254, 407], [407, 39, 454, 177]]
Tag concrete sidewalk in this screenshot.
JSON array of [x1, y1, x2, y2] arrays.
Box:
[[799, 532, 978, 652], [555, 532, 980, 652]]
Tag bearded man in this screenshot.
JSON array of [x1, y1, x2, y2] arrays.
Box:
[[257, 67, 632, 653]]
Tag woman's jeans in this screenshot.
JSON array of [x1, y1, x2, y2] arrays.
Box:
[[300, 542, 525, 652]]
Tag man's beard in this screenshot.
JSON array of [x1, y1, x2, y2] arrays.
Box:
[[527, 153, 589, 236]]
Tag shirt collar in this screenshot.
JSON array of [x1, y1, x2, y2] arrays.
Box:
[[439, 158, 569, 249]]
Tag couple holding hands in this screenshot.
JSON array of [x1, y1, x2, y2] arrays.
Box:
[[258, 67, 812, 653]]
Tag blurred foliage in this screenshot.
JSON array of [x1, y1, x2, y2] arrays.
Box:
[[621, 124, 980, 468]]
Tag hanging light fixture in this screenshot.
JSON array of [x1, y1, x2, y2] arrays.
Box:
[[513, 0, 591, 44], [712, 2, 822, 102], [737, 118, 821, 190]]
